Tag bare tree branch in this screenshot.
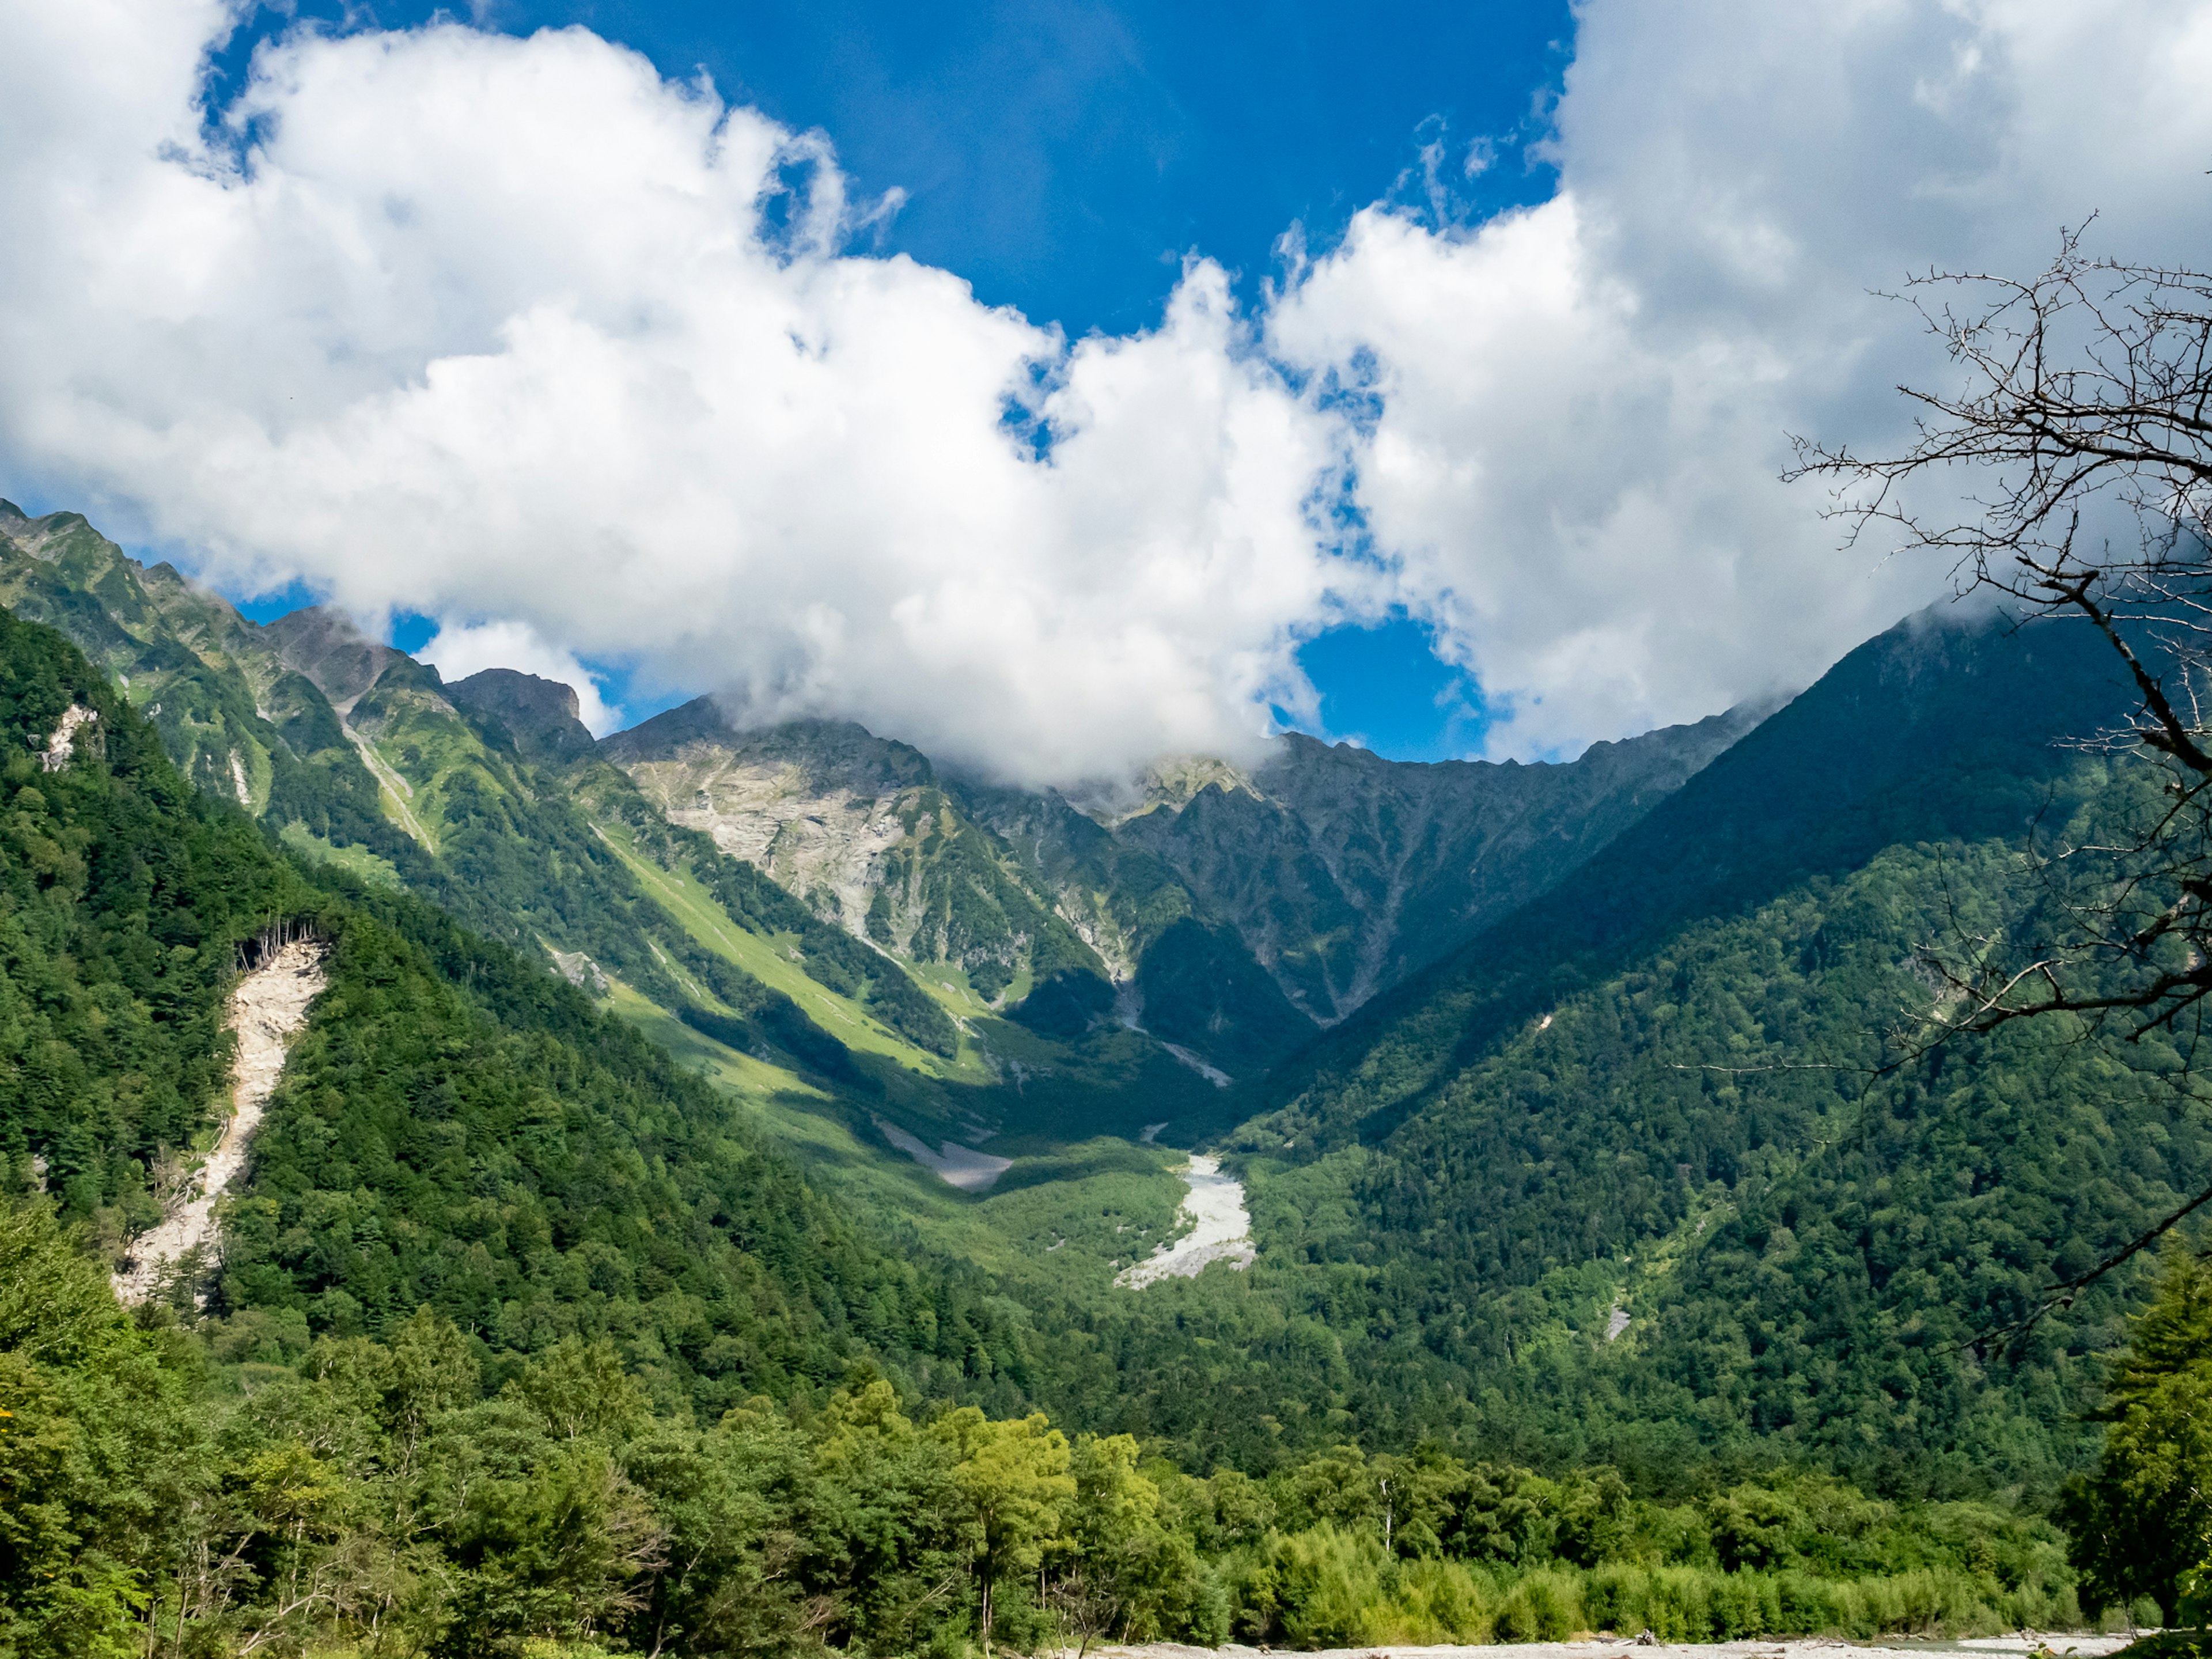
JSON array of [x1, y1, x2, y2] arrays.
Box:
[[1792, 227, 2212, 1319]]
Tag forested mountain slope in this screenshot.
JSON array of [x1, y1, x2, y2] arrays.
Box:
[[0, 503, 1146, 1154], [4, 495, 2187, 1516], [0, 601, 2137, 1659], [0, 499, 1762, 1158], [1180, 608, 2175, 1495], [0, 605, 1018, 1412], [606, 694, 1756, 1075]]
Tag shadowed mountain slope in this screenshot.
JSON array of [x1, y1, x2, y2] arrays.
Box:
[[605, 694, 1762, 1075], [1140, 604, 2174, 1494]]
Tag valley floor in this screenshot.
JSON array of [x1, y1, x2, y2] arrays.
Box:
[[1074, 1635, 2143, 1659]]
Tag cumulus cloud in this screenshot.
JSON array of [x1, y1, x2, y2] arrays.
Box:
[[1271, 0, 2212, 756], [0, 4, 1357, 783], [1, 0, 2209, 777]]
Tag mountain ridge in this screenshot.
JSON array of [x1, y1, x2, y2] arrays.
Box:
[[604, 690, 1764, 1046]]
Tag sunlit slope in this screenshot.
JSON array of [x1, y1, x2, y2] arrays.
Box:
[[0, 510, 970, 1128], [0, 502, 418, 869], [606, 706, 1113, 1006], [607, 971, 1201, 1302], [0, 603, 1032, 1421]]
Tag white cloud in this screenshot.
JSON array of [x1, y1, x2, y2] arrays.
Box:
[[1, 1, 2209, 776], [1270, 0, 2212, 756], [416, 619, 620, 736]]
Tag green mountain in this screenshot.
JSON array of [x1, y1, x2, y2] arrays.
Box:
[[0, 601, 1014, 1403], [603, 694, 1756, 1078], [0, 495, 2186, 1508], [0, 501, 1764, 1180], [0, 508, 1018, 1107], [1, 497, 2200, 1651], [1195, 608, 2166, 1493]]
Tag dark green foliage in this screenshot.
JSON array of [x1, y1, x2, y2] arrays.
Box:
[[1135, 916, 1314, 1074], [1010, 967, 1116, 1039], [0, 1199, 203, 1659], [0, 608, 1027, 1422], [678, 994, 878, 1092], [0, 609, 312, 1236], [2059, 1244, 2212, 1621]]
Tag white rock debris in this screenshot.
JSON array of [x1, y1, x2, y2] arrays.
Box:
[[873, 1115, 1014, 1192], [1116, 1154, 1255, 1287], [113, 940, 328, 1304], [35, 703, 96, 771], [548, 946, 611, 997]]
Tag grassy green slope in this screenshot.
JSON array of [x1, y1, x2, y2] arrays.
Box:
[[0, 605, 1030, 1416], [0, 505, 422, 876], [0, 516, 1028, 1152]]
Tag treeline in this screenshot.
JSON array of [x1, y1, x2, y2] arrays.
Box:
[[1, 1188, 2116, 1658], [0, 608, 1028, 1428]]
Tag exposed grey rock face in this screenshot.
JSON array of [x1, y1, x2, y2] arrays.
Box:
[[603, 706, 940, 932], [262, 605, 404, 713], [603, 706, 1096, 1000], [601, 694, 1768, 1041], [1111, 709, 1769, 1023], [448, 667, 598, 764]]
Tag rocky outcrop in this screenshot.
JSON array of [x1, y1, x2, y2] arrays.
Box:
[[604, 707, 933, 924], [1112, 709, 1768, 1022], [262, 605, 404, 714], [602, 707, 1099, 998]]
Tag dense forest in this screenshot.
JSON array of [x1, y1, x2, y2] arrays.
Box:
[[5, 1188, 2133, 1658]]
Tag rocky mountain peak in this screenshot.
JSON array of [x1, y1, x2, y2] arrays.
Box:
[[446, 667, 596, 764], [261, 605, 404, 713]]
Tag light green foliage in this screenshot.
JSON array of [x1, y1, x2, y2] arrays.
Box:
[[0, 1274, 2092, 1657], [2061, 1243, 2212, 1623], [933, 1406, 1074, 1649], [279, 820, 403, 888], [0, 1199, 197, 1659]]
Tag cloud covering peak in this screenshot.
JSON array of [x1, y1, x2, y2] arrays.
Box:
[[3, 1, 2211, 781]]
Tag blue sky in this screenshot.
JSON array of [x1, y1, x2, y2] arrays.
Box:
[[203, 0, 1571, 757]]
